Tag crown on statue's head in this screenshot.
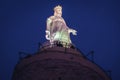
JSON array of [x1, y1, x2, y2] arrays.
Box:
[[54, 5, 62, 11]]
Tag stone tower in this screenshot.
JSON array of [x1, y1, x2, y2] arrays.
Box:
[[12, 41, 111, 80]]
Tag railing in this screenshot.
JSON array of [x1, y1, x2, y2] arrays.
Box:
[[39, 41, 76, 50]]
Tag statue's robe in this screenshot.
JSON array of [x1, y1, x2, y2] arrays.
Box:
[[46, 16, 71, 44]]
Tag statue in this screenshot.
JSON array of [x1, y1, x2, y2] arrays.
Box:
[[45, 5, 77, 47]]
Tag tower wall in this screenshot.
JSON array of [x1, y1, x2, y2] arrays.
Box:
[[12, 42, 111, 80]]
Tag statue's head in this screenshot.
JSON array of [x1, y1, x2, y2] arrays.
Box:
[[54, 5, 62, 16], [54, 5, 62, 11]]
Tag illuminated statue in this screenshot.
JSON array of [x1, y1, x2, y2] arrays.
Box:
[[45, 5, 77, 46]]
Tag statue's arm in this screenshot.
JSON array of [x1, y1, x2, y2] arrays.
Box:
[[46, 18, 52, 31], [63, 19, 77, 35], [45, 17, 52, 40]]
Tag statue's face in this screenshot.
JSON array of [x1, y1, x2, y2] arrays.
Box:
[[55, 8, 62, 15]]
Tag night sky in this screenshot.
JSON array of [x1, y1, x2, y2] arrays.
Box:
[[1, 0, 120, 80]]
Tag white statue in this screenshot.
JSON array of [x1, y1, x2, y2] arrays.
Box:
[[45, 5, 77, 46]]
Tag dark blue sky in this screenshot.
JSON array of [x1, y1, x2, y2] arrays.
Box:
[[0, 0, 120, 80]]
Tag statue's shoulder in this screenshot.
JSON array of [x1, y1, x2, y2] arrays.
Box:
[[48, 16, 55, 20]]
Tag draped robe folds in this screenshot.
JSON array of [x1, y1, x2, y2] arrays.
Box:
[[46, 16, 72, 44]]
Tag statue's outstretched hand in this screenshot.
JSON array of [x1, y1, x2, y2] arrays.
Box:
[[72, 29, 77, 35], [68, 29, 77, 35]]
